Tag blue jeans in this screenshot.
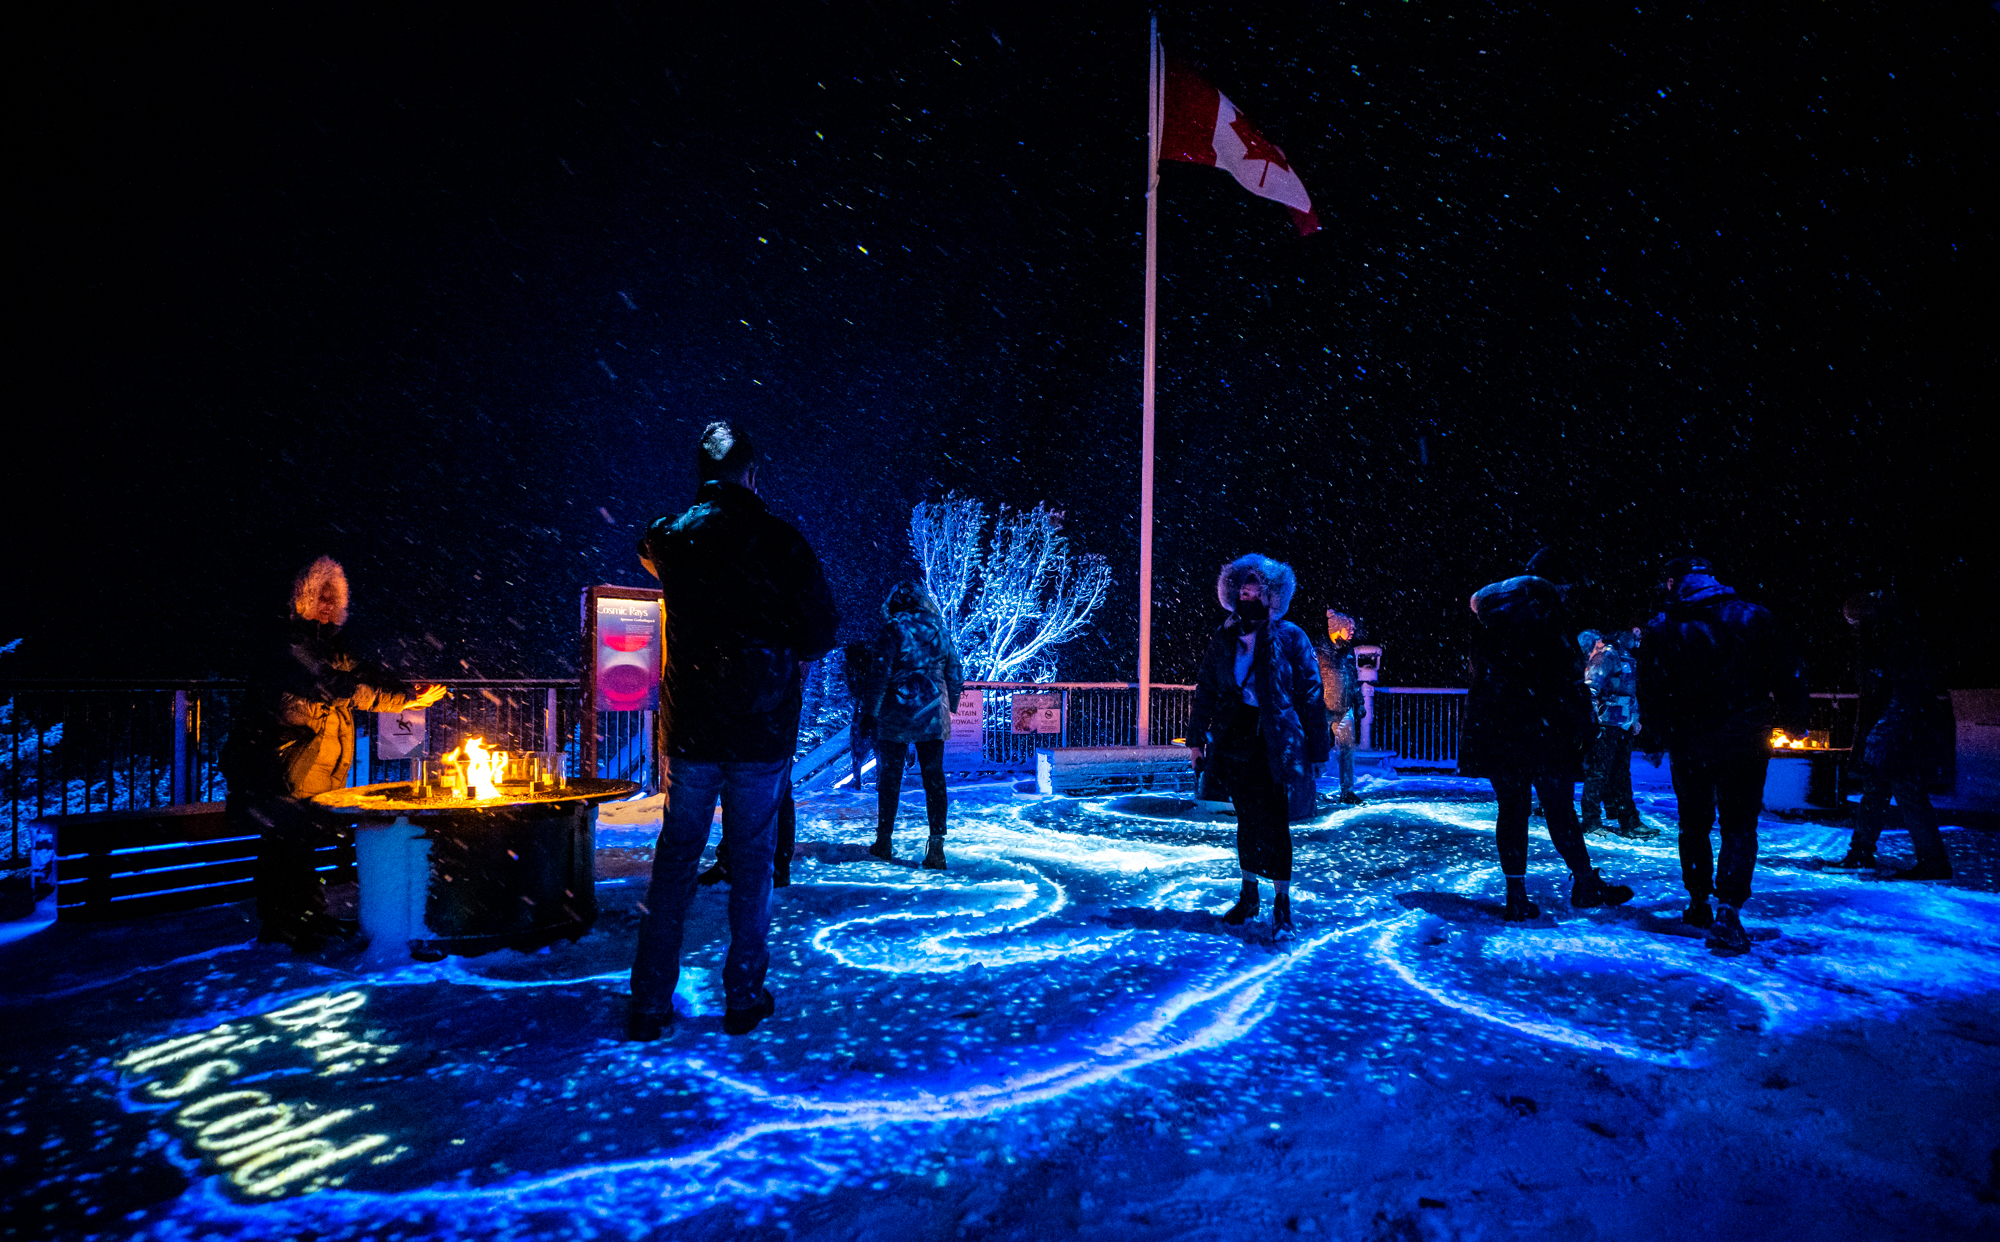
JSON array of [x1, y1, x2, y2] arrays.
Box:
[[630, 757, 789, 1014]]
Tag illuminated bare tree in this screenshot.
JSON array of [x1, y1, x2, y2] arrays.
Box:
[[909, 496, 1112, 683]]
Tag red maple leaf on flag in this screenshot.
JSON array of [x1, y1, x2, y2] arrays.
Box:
[[1228, 112, 1293, 187]]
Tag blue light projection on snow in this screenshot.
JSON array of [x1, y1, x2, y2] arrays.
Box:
[[34, 780, 2000, 1237]]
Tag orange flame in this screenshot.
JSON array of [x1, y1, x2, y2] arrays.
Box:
[[1769, 729, 1826, 751], [443, 736, 509, 799]]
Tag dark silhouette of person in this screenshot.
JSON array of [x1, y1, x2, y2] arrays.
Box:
[[1461, 549, 1634, 922], [626, 422, 837, 1040], [1637, 557, 1809, 953]]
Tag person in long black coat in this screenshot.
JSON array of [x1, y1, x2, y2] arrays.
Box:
[[1460, 553, 1633, 922], [1637, 557, 1810, 952], [1187, 554, 1329, 941], [1829, 591, 1956, 879], [220, 556, 444, 949]]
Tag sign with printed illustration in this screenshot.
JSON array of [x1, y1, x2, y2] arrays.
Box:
[[376, 707, 428, 760], [595, 596, 662, 712], [1010, 692, 1062, 735]]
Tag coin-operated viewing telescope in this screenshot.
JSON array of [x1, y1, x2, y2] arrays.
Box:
[[1352, 644, 1383, 748]]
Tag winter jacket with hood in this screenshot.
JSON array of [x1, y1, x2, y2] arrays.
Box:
[[1583, 631, 1641, 731], [1637, 571, 1809, 760], [221, 561, 423, 798], [639, 479, 840, 762], [864, 583, 965, 744], [1188, 555, 1330, 821], [1317, 612, 1363, 723], [1459, 574, 1593, 780]]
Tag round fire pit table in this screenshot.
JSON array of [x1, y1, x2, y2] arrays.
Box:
[[1764, 747, 1851, 812], [312, 778, 641, 962]]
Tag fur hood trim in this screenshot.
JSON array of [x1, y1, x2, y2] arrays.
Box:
[[1216, 554, 1297, 620], [292, 556, 350, 626]]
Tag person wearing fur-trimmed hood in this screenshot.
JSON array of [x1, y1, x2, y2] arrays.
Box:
[[220, 557, 445, 951], [1187, 554, 1330, 940]]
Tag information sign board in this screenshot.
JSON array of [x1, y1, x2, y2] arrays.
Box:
[[943, 690, 985, 767], [595, 595, 662, 712], [1010, 692, 1063, 735]]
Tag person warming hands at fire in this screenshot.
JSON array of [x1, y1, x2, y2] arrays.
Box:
[[220, 557, 446, 952]]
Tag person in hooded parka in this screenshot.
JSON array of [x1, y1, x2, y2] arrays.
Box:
[[1461, 549, 1634, 923], [1637, 556, 1810, 953], [220, 557, 445, 950], [1187, 555, 1330, 941], [865, 581, 964, 870]]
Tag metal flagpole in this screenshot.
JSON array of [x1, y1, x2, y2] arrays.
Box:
[[1138, 15, 1162, 746]]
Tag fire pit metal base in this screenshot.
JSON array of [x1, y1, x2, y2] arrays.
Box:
[[314, 778, 640, 962]]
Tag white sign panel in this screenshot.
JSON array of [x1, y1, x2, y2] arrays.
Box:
[[377, 707, 429, 760], [1011, 692, 1063, 735], [943, 690, 985, 767]]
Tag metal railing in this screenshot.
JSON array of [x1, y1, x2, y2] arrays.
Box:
[[967, 683, 1199, 767], [1363, 688, 1867, 770], [1369, 687, 1467, 765], [0, 679, 675, 839], [3, 676, 1882, 838]]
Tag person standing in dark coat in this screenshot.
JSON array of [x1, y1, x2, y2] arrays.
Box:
[[1637, 557, 1810, 953], [220, 557, 445, 950], [1187, 555, 1329, 941], [1828, 591, 1955, 880], [864, 582, 964, 870], [1460, 552, 1634, 922], [626, 422, 839, 1040]]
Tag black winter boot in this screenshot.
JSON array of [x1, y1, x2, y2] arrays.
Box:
[[1502, 875, 1540, 922], [868, 828, 894, 862], [1271, 890, 1294, 941], [1221, 878, 1259, 925], [1706, 903, 1752, 955], [922, 835, 947, 871], [1570, 867, 1634, 909], [1682, 896, 1715, 928]]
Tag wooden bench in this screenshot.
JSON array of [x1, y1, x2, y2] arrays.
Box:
[[1035, 746, 1196, 796], [51, 802, 356, 922]]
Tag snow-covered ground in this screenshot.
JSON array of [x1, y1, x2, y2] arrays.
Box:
[[5, 774, 1998, 1241]]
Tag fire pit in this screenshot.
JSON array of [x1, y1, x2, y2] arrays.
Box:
[[312, 773, 640, 962], [1764, 731, 1850, 812]]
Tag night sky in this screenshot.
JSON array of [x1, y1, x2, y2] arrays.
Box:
[[12, 1, 1995, 688]]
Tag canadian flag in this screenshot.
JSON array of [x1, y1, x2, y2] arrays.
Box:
[[1158, 52, 1319, 236]]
